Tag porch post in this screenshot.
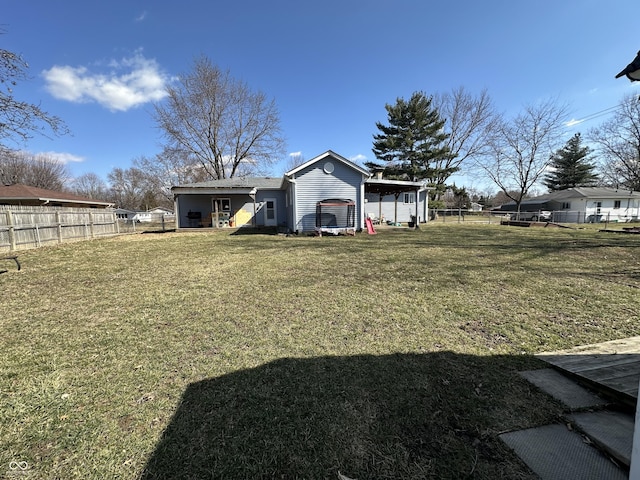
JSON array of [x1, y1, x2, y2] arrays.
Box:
[[394, 192, 400, 224], [252, 196, 257, 227], [173, 194, 179, 229], [415, 187, 419, 229]]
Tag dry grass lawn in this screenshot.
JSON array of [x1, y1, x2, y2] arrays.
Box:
[[1, 223, 638, 479]]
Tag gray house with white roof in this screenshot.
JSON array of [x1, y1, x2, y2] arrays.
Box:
[[498, 187, 640, 223]]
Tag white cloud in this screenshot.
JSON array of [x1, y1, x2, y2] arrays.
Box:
[[565, 118, 584, 127], [350, 153, 367, 163], [289, 151, 302, 157], [35, 151, 85, 164], [42, 53, 171, 112], [135, 11, 148, 22]]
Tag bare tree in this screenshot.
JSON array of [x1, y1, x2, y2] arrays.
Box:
[[433, 87, 500, 178], [477, 98, 569, 213], [153, 57, 285, 180], [284, 152, 306, 173], [107, 167, 160, 211], [71, 172, 108, 199], [0, 150, 69, 189], [588, 94, 640, 191], [1, 37, 68, 148], [133, 147, 209, 203]]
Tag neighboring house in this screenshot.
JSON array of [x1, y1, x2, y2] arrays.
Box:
[[132, 207, 174, 223], [114, 208, 137, 221], [0, 184, 113, 208], [497, 187, 640, 223], [171, 150, 430, 232]]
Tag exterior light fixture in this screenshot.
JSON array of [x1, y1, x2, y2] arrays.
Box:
[[616, 50, 640, 81]]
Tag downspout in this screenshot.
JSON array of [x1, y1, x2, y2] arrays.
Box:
[[285, 176, 297, 232]]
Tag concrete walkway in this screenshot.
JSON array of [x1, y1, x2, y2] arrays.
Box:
[[499, 338, 640, 479]]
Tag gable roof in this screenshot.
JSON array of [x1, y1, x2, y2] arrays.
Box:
[[285, 150, 370, 177], [0, 184, 112, 207]]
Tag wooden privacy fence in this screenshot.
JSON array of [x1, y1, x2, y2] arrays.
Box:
[[0, 205, 120, 252]]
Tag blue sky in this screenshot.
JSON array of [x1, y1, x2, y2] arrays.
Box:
[[3, 0, 639, 190]]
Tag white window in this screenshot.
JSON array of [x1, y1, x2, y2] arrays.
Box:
[[213, 198, 231, 212], [403, 192, 415, 204]]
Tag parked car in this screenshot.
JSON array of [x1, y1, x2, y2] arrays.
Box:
[[510, 211, 552, 222]]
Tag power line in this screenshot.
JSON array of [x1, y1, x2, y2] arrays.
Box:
[[568, 95, 639, 126]]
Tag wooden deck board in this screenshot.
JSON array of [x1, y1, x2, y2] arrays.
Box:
[[536, 337, 640, 405]]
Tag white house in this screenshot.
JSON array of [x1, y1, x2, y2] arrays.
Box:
[[132, 207, 174, 223], [499, 187, 640, 223]]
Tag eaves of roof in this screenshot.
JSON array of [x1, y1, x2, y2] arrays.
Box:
[[0, 184, 112, 206]]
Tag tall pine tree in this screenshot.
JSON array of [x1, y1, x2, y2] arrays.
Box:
[[543, 133, 598, 191], [369, 92, 452, 201]]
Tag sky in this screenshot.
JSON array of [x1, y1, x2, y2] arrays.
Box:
[[3, 0, 640, 191]]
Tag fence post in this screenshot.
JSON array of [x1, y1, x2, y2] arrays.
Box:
[[89, 212, 95, 238], [35, 224, 41, 248], [7, 210, 16, 251], [56, 211, 63, 243]]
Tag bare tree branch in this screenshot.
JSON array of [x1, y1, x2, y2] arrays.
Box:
[[476, 98, 569, 211], [588, 94, 640, 190], [1, 37, 69, 147], [153, 57, 285, 180]]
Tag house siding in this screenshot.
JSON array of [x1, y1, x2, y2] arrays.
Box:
[[552, 197, 640, 223], [292, 159, 364, 232], [253, 190, 287, 227]]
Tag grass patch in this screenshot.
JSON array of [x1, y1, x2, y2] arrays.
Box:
[[1, 223, 638, 478]]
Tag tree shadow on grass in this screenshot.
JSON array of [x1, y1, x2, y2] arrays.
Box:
[[140, 352, 556, 479]]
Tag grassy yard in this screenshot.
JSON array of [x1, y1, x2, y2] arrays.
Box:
[[1, 223, 638, 479]]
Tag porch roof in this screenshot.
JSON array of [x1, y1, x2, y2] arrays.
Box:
[[171, 177, 284, 196], [365, 178, 431, 196]]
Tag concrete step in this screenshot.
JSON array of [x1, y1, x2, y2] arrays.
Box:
[[500, 368, 632, 479], [565, 410, 634, 468], [519, 368, 609, 410], [500, 424, 627, 480]]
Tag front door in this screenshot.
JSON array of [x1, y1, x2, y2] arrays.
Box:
[[264, 198, 277, 226]]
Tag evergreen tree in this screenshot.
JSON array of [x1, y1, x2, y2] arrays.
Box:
[[369, 92, 453, 201], [543, 133, 598, 191]]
